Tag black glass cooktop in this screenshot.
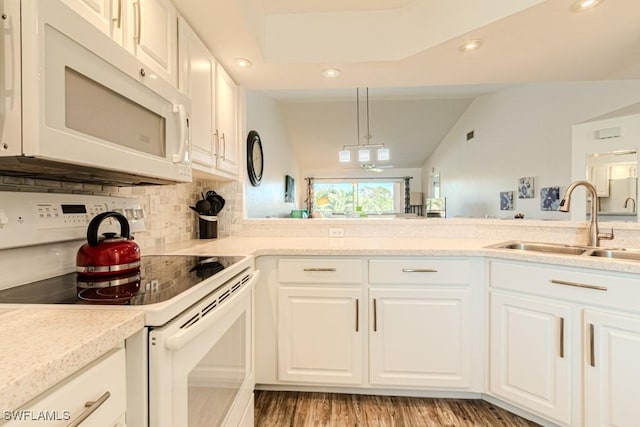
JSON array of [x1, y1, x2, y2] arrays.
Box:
[[0, 255, 245, 306]]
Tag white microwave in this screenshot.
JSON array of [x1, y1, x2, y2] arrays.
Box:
[[0, 0, 192, 185]]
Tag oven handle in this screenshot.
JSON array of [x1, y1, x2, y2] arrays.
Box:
[[164, 270, 260, 351]]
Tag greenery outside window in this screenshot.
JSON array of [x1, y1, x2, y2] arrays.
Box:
[[313, 179, 402, 215]]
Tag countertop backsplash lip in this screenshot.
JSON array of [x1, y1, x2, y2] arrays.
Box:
[[148, 235, 640, 275], [232, 218, 640, 250]]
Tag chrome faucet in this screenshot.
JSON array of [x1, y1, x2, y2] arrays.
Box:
[[624, 197, 636, 212], [559, 181, 614, 247]]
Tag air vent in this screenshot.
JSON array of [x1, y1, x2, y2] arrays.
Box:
[[596, 127, 622, 139], [466, 130, 475, 141], [178, 270, 252, 330]]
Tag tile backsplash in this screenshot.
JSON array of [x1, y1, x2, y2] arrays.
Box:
[[0, 175, 244, 250]]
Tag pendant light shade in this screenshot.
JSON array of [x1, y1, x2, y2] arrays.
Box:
[[339, 149, 351, 163], [338, 88, 390, 165], [358, 148, 371, 162]]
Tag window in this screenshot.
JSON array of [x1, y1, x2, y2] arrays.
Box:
[[313, 179, 402, 215]]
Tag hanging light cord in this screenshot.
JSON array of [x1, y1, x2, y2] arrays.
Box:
[[366, 87, 370, 142], [356, 88, 360, 146]]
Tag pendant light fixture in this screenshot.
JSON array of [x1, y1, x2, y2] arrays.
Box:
[[338, 88, 390, 164]]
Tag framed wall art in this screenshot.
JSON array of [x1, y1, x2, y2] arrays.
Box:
[[285, 175, 295, 203], [518, 177, 535, 199], [500, 191, 514, 210], [540, 186, 561, 211]]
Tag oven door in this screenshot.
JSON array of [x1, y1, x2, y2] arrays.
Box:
[[18, 0, 191, 183], [149, 271, 258, 427]]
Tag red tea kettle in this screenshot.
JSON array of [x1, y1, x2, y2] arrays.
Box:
[[76, 212, 141, 277]]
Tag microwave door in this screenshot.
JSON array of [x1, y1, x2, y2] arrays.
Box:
[[20, 1, 191, 183]]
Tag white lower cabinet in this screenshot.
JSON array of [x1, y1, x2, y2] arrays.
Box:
[[278, 286, 363, 385], [584, 309, 640, 427], [267, 257, 483, 391], [489, 291, 572, 425], [6, 348, 127, 427], [259, 255, 640, 426], [490, 260, 640, 427], [369, 287, 473, 388]]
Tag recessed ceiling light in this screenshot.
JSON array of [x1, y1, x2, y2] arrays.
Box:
[[322, 68, 341, 78], [459, 39, 483, 52], [571, 0, 602, 11], [233, 58, 253, 68]]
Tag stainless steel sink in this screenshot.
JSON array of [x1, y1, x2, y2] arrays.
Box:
[[487, 241, 589, 255], [488, 241, 640, 262], [587, 249, 640, 261]]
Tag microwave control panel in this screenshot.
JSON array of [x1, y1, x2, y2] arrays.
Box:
[[0, 192, 145, 250]]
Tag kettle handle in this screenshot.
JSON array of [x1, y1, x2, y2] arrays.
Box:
[[87, 212, 131, 247]]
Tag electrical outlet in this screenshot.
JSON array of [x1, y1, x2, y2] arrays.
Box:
[[329, 228, 344, 237]]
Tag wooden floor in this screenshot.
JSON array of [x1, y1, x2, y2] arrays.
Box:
[[254, 391, 540, 427]]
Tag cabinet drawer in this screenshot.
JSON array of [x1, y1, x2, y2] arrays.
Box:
[[369, 259, 472, 284], [490, 261, 640, 313], [278, 259, 363, 284], [9, 348, 126, 427]]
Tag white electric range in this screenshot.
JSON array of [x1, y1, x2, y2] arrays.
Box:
[[0, 192, 256, 426]]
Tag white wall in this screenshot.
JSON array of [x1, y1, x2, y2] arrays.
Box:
[[245, 91, 301, 218], [423, 80, 640, 220]]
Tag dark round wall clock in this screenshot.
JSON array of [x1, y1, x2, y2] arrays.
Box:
[[247, 130, 264, 187]]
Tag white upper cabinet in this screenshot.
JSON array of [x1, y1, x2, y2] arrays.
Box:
[[128, 0, 177, 85], [60, 0, 125, 44], [214, 64, 239, 176], [177, 18, 239, 179], [64, 0, 178, 86], [178, 16, 216, 169]]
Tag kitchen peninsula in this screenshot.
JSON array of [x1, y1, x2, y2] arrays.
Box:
[[150, 217, 640, 427]]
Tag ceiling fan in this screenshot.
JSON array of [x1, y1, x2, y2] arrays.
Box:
[[360, 163, 394, 173]]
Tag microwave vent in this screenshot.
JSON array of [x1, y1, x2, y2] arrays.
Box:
[[0, 156, 174, 186]]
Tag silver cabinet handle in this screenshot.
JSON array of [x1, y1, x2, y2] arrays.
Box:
[[133, 1, 142, 44], [589, 323, 596, 367], [355, 299, 359, 332], [559, 317, 565, 358], [67, 391, 111, 427], [213, 130, 219, 158], [220, 133, 226, 159], [303, 268, 337, 272], [402, 268, 438, 273], [550, 279, 607, 291], [373, 298, 378, 332], [112, 0, 122, 28]]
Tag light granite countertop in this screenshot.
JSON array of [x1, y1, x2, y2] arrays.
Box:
[[0, 308, 144, 412], [4, 235, 639, 413], [150, 236, 640, 275]]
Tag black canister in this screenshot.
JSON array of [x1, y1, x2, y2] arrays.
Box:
[[198, 215, 218, 239]]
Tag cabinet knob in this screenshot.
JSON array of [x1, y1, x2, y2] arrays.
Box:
[[139, 68, 146, 77]]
